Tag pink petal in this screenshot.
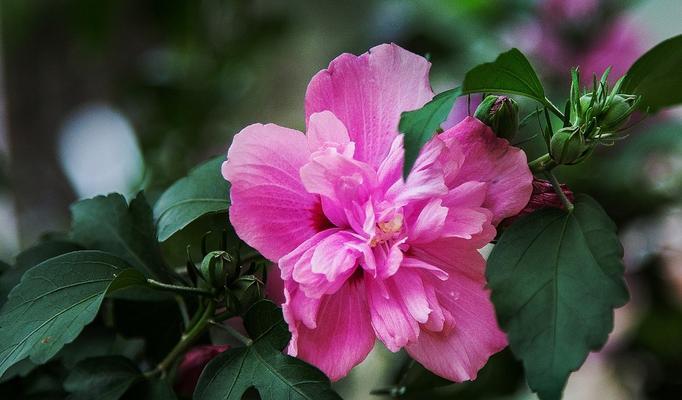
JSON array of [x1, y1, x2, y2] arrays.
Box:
[[439, 117, 533, 225], [386, 136, 448, 205], [300, 147, 378, 211], [305, 43, 433, 169], [365, 270, 428, 352], [406, 245, 507, 382], [287, 278, 375, 382], [409, 199, 448, 244], [310, 231, 361, 281], [284, 229, 362, 299], [223, 123, 328, 261], [279, 228, 339, 281], [306, 111, 351, 152], [442, 207, 493, 240], [441, 181, 488, 209], [401, 256, 449, 281]]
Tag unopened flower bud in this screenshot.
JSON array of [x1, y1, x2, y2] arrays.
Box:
[[200, 251, 235, 290], [501, 178, 575, 227], [474, 95, 519, 140], [601, 94, 634, 129], [550, 127, 588, 164], [227, 275, 263, 314], [175, 345, 230, 397]]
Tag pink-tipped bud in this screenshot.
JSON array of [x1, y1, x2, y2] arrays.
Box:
[[175, 344, 230, 397], [503, 178, 575, 226]]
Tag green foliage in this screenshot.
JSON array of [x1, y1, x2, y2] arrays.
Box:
[[486, 195, 629, 400], [64, 356, 141, 400], [399, 88, 461, 177], [194, 300, 341, 400], [154, 156, 230, 242], [389, 349, 523, 400], [71, 192, 177, 283], [622, 34, 682, 112], [0, 251, 145, 377], [461, 48, 545, 104], [0, 240, 82, 307]]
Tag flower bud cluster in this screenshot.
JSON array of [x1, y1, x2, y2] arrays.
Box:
[[550, 68, 640, 165], [198, 250, 264, 314]]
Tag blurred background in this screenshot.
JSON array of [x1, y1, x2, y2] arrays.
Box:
[[0, 0, 681, 399]]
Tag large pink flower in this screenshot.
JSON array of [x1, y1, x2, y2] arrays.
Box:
[[222, 44, 533, 382]]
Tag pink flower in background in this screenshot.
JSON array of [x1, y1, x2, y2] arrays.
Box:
[[509, 0, 643, 83], [223, 44, 533, 382], [175, 345, 229, 397]]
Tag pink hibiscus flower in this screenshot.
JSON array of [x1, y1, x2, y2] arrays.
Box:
[[222, 44, 533, 382]]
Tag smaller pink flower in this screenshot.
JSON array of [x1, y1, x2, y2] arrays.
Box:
[[175, 344, 229, 397]]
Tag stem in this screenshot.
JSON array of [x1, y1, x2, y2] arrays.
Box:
[[146, 278, 214, 297], [528, 153, 557, 173], [208, 320, 253, 346], [175, 295, 190, 329], [213, 309, 236, 322], [144, 300, 216, 379], [545, 171, 574, 212], [544, 97, 565, 120]]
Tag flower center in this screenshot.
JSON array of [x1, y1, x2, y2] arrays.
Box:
[[370, 214, 404, 247]]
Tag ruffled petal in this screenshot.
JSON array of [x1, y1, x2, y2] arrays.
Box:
[[282, 229, 362, 298], [306, 111, 351, 153], [439, 117, 533, 225], [406, 243, 507, 382], [223, 123, 327, 261], [305, 43, 433, 169], [365, 269, 429, 352], [286, 278, 375, 381]]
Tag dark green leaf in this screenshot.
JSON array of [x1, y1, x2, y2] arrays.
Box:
[[461, 48, 545, 103], [0, 251, 145, 377], [394, 349, 522, 400], [71, 192, 176, 282], [0, 240, 82, 307], [64, 356, 141, 400], [622, 34, 682, 112], [59, 326, 145, 369], [142, 378, 178, 400], [153, 156, 230, 242], [486, 195, 629, 400], [399, 88, 461, 177], [194, 300, 341, 400]]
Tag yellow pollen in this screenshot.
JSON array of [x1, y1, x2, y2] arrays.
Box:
[[378, 214, 403, 234]]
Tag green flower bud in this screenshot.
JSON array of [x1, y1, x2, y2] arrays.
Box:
[[601, 94, 633, 129], [474, 95, 519, 140], [550, 127, 588, 165], [576, 93, 635, 131], [226, 275, 263, 314], [199, 251, 235, 290]]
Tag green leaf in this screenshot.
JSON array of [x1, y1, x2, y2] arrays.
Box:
[[194, 300, 341, 400], [143, 379, 178, 400], [59, 326, 145, 369], [622, 34, 682, 112], [0, 251, 145, 377], [154, 156, 230, 242], [486, 195, 629, 400], [461, 48, 545, 103], [64, 356, 141, 400], [1, 240, 82, 307], [71, 192, 176, 282], [399, 88, 461, 177]]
